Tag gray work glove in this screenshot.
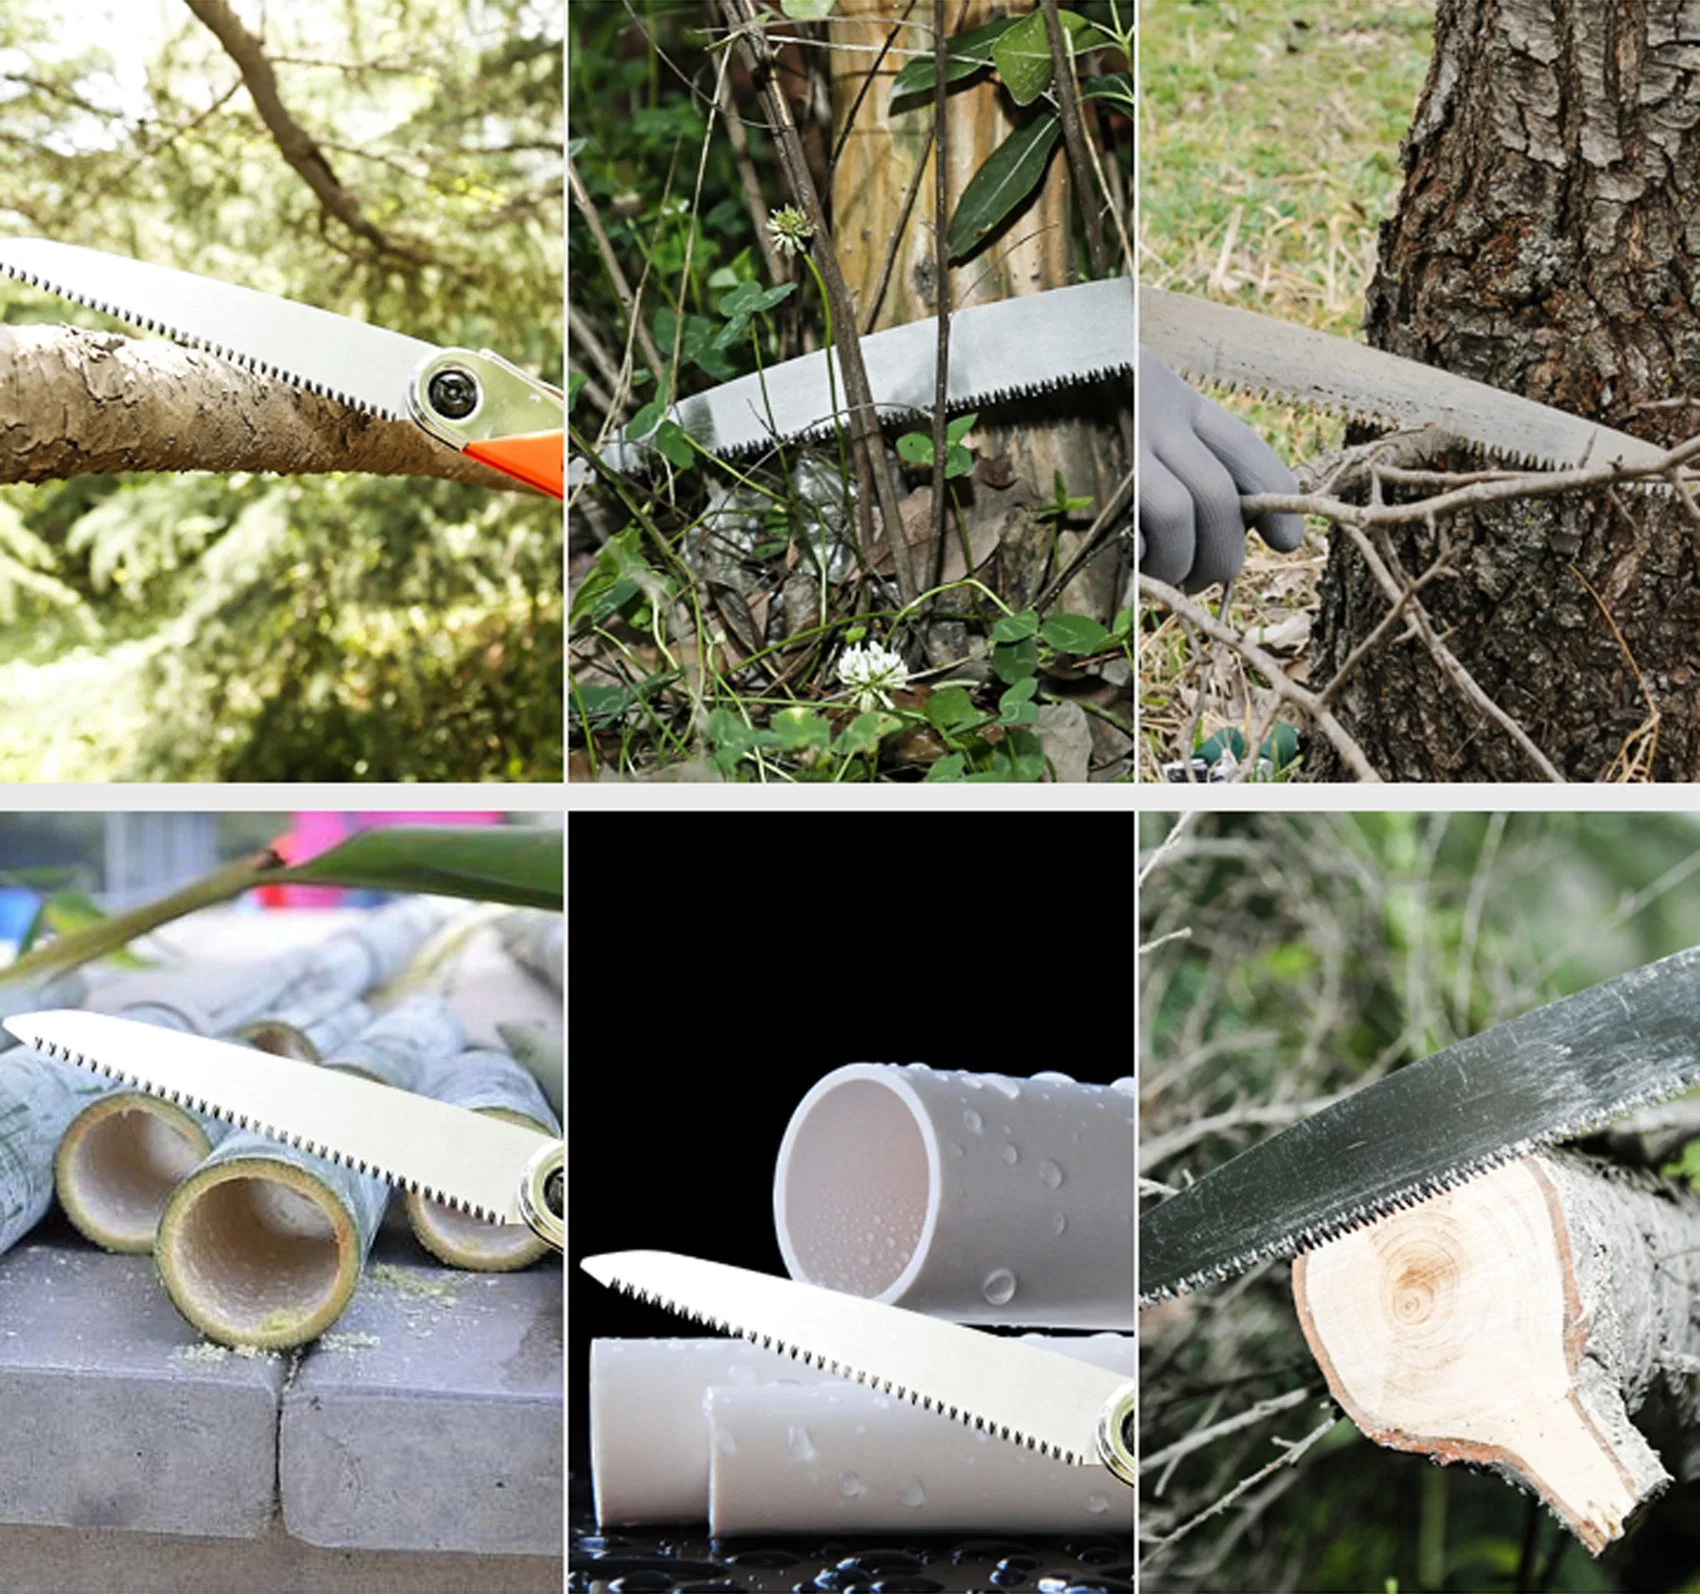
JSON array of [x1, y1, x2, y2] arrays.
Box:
[[1139, 348, 1305, 593]]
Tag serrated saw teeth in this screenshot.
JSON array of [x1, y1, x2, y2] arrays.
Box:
[[1138, 1065, 1700, 1311], [21, 1027, 502, 1223], [0, 259, 398, 421], [595, 1268, 1076, 1461]]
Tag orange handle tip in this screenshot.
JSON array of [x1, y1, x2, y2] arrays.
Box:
[[466, 430, 565, 500]]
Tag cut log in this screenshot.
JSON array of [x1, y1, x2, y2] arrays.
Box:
[[1293, 1152, 1700, 1552]]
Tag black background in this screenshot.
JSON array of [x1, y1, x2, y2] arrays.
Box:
[[566, 811, 1134, 1477]]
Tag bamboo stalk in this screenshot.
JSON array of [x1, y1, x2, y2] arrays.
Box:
[[56, 902, 450, 1255], [406, 1047, 560, 1272], [154, 997, 464, 1348], [497, 910, 562, 994]]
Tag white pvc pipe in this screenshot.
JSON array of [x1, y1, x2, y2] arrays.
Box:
[[774, 1064, 1135, 1327], [707, 1335, 1135, 1535], [590, 1338, 848, 1527], [589, 1333, 1130, 1528]]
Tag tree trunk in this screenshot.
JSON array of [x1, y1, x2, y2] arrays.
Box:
[[825, 0, 1128, 618], [1311, 0, 1700, 780], [1293, 1153, 1700, 1552]]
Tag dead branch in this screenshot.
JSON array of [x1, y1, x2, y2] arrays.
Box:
[[719, 0, 918, 604], [1138, 574, 1382, 781], [0, 325, 515, 489]]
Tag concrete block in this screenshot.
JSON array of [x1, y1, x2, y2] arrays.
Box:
[[0, 1240, 285, 1538], [281, 1258, 562, 1555]]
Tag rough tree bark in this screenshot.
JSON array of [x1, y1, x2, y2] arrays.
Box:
[[826, 0, 1129, 619], [0, 326, 516, 488], [1294, 1153, 1700, 1552], [1311, 0, 1700, 780]]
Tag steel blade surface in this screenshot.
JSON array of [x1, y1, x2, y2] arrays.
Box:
[[6, 1010, 552, 1224], [583, 1249, 1123, 1466], [1140, 945, 1700, 1308], [0, 238, 438, 419], [669, 277, 1133, 458], [1141, 286, 1669, 474]]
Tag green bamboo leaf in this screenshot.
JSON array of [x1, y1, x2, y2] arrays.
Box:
[[991, 10, 1054, 106], [22, 891, 152, 968], [947, 113, 1062, 261], [890, 16, 1019, 101], [0, 828, 561, 990], [273, 827, 562, 909]]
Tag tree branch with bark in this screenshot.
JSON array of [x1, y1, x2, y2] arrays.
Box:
[[182, 0, 446, 269], [0, 326, 514, 488]]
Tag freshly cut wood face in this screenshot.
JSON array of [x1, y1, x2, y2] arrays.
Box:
[[1295, 1157, 1638, 1552]]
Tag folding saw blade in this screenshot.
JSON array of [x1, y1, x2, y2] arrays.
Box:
[[583, 1249, 1133, 1472], [1140, 945, 1700, 1309], [1140, 285, 1671, 475], [0, 238, 437, 421], [5, 1009, 554, 1226], [598, 277, 1133, 473]]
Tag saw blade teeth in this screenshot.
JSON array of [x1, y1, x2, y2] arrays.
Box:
[[1140, 1061, 1700, 1311], [0, 260, 400, 422], [594, 1267, 1065, 1456], [24, 1027, 506, 1223]]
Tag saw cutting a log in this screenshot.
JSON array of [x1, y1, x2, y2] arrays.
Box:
[[1141, 811, 1700, 1587]]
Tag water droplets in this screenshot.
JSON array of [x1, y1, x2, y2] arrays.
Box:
[[1051, 1211, 1068, 1235], [987, 1076, 1021, 1101], [1110, 1076, 1135, 1097], [1086, 1490, 1110, 1515], [717, 1429, 739, 1456], [982, 1267, 1017, 1306], [963, 1108, 983, 1134], [901, 1477, 927, 1508], [1038, 1158, 1064, 1189], [838, 1470, 867, 1499], [1000, 1143, 1020, 1166], [787, 1424, 818, 1462], [1032, 1070, 1075, 1084]]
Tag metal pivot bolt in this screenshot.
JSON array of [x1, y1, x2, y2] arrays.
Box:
[[1096, 1381, 1136, 1487], [517, 1140, 564, 1252], [427, 367, 481, 420]]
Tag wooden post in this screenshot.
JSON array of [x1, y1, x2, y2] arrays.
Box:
[[1293, 1152, 1700, 1552]]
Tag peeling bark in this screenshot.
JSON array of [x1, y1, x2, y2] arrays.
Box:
[[1312, 0, 1700, 779], [1294, 1152, 1700, 1552], [0, 325, 516, 488]]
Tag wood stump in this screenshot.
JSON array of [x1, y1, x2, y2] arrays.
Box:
[[1294, 1152, 1700, 1552]]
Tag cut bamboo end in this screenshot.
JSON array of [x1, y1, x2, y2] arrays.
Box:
[[155, 1156, 362, 1350], [54, 1095, 211, 1254], [1294, 1156, 1656, 1553], [406, 1107, 552, 1272]]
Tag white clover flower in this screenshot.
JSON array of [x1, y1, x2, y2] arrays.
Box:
[[837, 640, 908, 712], [767, 204, 815, 258]]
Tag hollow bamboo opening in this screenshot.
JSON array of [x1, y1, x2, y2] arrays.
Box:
[[55, 1098, 210, 1253], [157, 1159, 358, 1349]]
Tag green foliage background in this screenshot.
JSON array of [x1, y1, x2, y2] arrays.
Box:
[[0, 0, 563, 780], [1140, 811, 1700, 1594]]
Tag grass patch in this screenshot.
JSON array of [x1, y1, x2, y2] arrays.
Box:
[[1139, 0, 1434, 776]]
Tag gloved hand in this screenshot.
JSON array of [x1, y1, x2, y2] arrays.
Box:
[[1139, 348, 1306, 593]]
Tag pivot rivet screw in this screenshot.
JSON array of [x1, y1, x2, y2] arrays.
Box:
[[428, 367, 480, 420]]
